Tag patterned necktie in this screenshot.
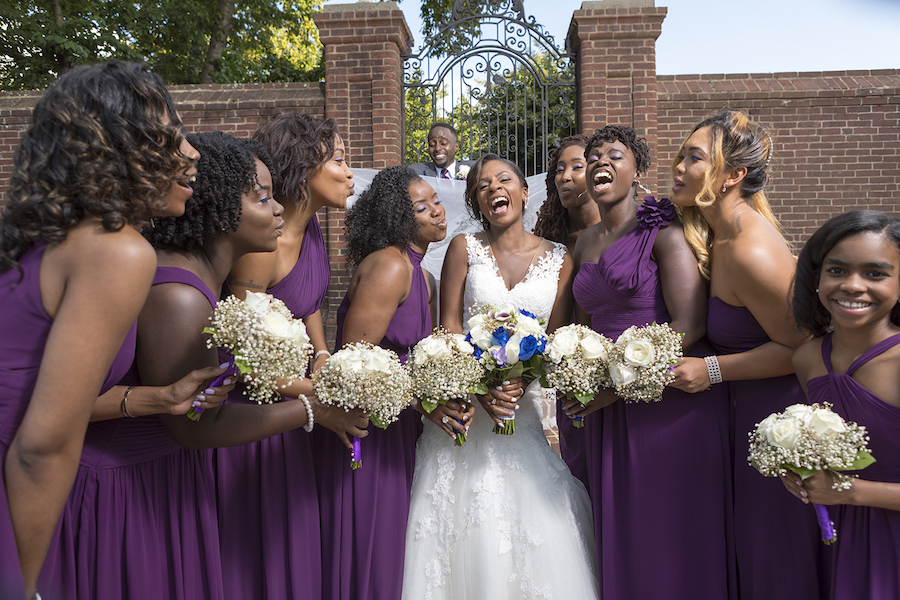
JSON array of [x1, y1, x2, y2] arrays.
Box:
[[441, 168, 451, 179]]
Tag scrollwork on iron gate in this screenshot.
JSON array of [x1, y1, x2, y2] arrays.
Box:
[[402, 0, 577, 177]]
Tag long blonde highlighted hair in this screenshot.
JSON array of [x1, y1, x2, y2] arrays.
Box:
[[673, 110, 785, 279]]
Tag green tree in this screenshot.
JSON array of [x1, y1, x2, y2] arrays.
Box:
[[0, 0, 323, 90]]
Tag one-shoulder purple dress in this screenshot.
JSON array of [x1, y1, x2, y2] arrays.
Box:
[[314, 246, 429, 600], [0, 242, 136, 599], [214, 215, 329, 599], [808, 332, 900, 600], [572, 199, 736, 599], [40, 266, 224, 600], [708, 297, 828, 600]]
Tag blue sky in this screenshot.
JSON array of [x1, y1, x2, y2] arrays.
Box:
[[360, 0, 900, 75]]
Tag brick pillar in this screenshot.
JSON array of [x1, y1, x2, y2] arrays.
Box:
[[567, 0, 666, 188], [313, 1, 412, 346]]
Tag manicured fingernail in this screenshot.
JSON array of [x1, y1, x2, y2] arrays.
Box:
[[502, 380, 510, 385], [204, 388, 215, 395], [495, 385, 502, 391], [192, 400, 201, 408], [513, 404, 518, 410], [196, 395, 206, 402], [223, 378, 233, 385], [220, 362, 230, 369]]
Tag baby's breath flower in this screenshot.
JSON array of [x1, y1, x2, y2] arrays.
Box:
[[204, 293, 313, 404], [607, 323, 683, 403]]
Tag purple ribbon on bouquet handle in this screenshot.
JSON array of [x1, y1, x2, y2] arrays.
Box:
[[187, 357, 237, 421], [813, 503, 837, 545], [350, 435, 363, 470]]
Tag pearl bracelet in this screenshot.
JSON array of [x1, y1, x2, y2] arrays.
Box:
[[704, 355, 723, 385], [314, 350, 331, 362], [299, 394, 315, 432]]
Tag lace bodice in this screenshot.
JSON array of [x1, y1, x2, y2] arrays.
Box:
[[462, 234, 566, 327]]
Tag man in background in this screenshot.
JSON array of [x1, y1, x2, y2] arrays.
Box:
[[408, 123, 475, 179]]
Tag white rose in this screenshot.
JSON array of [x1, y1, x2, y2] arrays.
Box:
[[288, 320, 309, 345], [550, 328, 579, 357], [452, 334, 474, 354], [784, 404, 814, 427], [765, 416, 801, 450], [363, 350, 391, 374], [244, 291, 273, 311], [580, 333, 608, 361], [609, 361, 637, 387], [807, 407, 847, 439], [757, 413, 779, 437], [456, 165, 470, 180], [515, 314, 543, 337], [264, 311, 293, 339], [420, 336, 452, 360], [623, 339, 655, 367]]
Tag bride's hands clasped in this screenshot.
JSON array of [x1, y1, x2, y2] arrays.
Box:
[[421, 399, 475, 438], [479, 377, 525, 426]]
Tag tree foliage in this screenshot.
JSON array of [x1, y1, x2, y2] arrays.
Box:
[[0, 0, 324, 90]]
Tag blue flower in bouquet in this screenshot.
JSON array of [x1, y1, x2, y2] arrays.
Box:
[[465, 332, 484, 359], [536, 336, 547, 353], [491, 327, 509, 347], [518, 335, 539, 361], [519, 309, 537, 320]]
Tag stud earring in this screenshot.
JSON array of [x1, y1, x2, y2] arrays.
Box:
[[815, 288, 819, 293]]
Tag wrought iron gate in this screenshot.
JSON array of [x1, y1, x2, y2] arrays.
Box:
[[402, 0, 577, 177]]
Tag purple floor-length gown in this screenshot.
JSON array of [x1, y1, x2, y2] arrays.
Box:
[[0, 243, 137, 600], [40, 267, 224, 600], [314, 246, 429, 600], [215, 215, 329, 599], [808, 332, 900, 600], [708, 297, 829, 600], [572, 198, 736, 599]]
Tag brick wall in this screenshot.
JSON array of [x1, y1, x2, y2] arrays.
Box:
[[655, 71, 900, 247], [1, 1, 898, 345]]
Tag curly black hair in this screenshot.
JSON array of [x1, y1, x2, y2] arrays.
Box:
[[793, 210, 900, 336], [145, 132, 275, 251], [253, 113, 339, 209], [345, 166, 421, 269], [463, 153, 528, 230], [533, 134, 590, 244], [585, 125, 651, 176], [0, 60, 192, 272]]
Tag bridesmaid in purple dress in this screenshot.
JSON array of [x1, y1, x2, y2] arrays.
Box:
[[0, 61, 200, 600], [783, 210, 900, 599], [668, 111, 826, 599], [570, 125, 736, 599], [534, 134, 598, 485], [222, 114, 366, 598], [40, 131, 325, 599], [315, 166, 453, 600]]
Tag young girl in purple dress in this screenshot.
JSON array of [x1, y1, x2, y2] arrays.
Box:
[[317, 166, 449, 600], [222, 113, 366, 599], [0, 61, 204, 600], [667, 110, 827, 599], [782, 210, 900, 599]]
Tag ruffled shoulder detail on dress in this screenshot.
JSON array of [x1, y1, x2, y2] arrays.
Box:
[[636, 196, 676, 230]]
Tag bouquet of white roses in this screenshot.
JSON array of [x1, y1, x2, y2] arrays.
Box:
[[607, 322, 683, 403], [409, 328, 485, 446], [540, 324, 614, 428], [465, 304, 548, 435], [201, 291, 313, 418], [748, 402, 875, 544], [312, 341, 413, 469]]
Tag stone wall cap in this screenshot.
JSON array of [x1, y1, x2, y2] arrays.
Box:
[[580, 0, 655, 8], [322, 1, 400, 12]]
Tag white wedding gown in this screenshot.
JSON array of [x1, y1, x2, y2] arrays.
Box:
[[402, 234, 599, 600]]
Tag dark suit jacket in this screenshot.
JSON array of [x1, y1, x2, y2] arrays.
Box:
[[407, 160, 476, 178]]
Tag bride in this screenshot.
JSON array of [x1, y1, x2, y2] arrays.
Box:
[[402, 154, 600, 599]]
